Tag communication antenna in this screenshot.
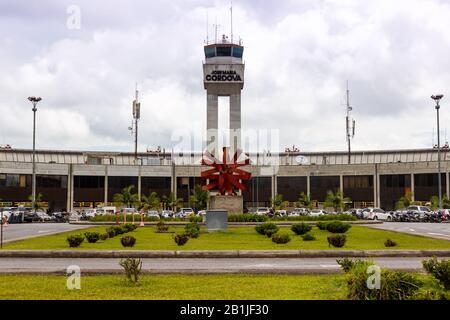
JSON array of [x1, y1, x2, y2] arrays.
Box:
[[206, 10, 209, 44], [345, 81, 356, 164], [230, 2, 233, 43], [132, 83, 141, 162]]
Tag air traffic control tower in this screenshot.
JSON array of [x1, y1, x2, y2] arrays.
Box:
[[203, 35, 244, 157]]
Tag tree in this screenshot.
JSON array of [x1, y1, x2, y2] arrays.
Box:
[[113, 185, 139, 208], [395, 192, 412, 210], [189, 185, 209, 211], [444, 194, 450, 209], [271, 194, 289, 210], [161, 193, 183, 211], [324, 190, 351, 213], [140, 192, 160, 211], [28, 192, 44, 211], [430, 196, 439, 211], [297, 192, 312, 209]]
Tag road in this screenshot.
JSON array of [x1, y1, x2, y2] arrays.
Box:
[[0, 223, 90, 243], [363, 222, 450, 240], [0, 257, 433, 274]]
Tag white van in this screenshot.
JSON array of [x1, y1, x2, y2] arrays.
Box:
[[96, 206, 117, 215]]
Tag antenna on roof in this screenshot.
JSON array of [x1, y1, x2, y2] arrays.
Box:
[[345, 80, 356, 164], [230, 1, 233, 43], [206, 10, 209, 44]]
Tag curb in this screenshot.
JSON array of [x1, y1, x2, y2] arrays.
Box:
[[1, 249, 450, 258]]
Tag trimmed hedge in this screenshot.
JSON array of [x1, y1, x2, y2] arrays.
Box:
[[291, 223, 312, 235], [228, 214, 269, 222], [271, 233, 291, 244], [328, 234, 347, 248], [325, 221, 352, 234], [255, 223, 279, 237]]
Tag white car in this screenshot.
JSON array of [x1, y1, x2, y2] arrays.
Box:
[[275, 210, 287, 216], [197, 210, 207, 216], [175, 208, 194, 218], [310, 209, 326, 217], [290, 208, 309, 216], [68, 212, 81, 222], [362, 208, 390, 220], [256, 207, 271, 216], [146, 210, 160, 219], [160, 210, 174, 218], [83, 209, 98, 218]]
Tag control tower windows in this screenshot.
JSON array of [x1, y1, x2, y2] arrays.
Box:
[[217, 46, 232, 57], [232, 47, 243, 58]]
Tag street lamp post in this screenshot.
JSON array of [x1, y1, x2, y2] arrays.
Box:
[[28, 96, 42, 217], [432, 94, 444, 209]]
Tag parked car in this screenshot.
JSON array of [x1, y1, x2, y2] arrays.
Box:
[[256, 207, 271, 216], [197, 210, 207, 216], [274, 210, 287, 217], [175, 208, 194, 218], [68, 212, 81, 222], [310, 209, 327, 217], [290, 208, 309, 216], [51, 211, 69, 223], [146, 210, 160, 219], [362, 207, 390, 220], [160, 210, 174, 218]]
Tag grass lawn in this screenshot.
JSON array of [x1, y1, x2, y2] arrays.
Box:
[[4, 225, 450, 250], [0, 274, 348, 300]]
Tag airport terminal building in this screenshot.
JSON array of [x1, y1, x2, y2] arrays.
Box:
[[0, 147, 449, 212]]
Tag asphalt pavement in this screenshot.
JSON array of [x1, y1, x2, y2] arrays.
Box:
[[0, 257, 432, 274], [0, 223, 90, 243], [363, 222, 450, 240]]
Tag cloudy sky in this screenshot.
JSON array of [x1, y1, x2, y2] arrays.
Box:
[[1, 0, 450, 153]]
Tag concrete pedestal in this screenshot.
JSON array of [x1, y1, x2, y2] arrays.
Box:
[[205, 210, 228, 232], [209, 195, 243, 214]]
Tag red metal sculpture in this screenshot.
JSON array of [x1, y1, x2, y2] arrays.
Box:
[[201, 147, 252, 195]]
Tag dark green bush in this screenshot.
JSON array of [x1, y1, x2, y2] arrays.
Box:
[[271, 233, 291, 244], [155, 221, 169, 233], [301, 233, 316, 241], [173, 233, 190, 246], [122, 223, 137, 233], [105, 227, 116, 238], [112, 225, 125, 236], [326, 221, 351, 234], [100, 233, 109, 241], [272, 214, 357, 222], [119, 258, 142, 286], [185, 222, 201, 238], [189, 215, 203, 223], [423, 257, 450, 290], [316, 221, 329, 230], [347, 264, 422, 300], [255, 223, 279, 237], [67, 234, 84, 247], [291, 223, 312, 235], [84, 232, 101, 243], [228, 214, 269, 222], [413, 287, 450, 300], [327, 234, 347, 248], [384, 239, 397, 247], [120, 236, 136, 247]]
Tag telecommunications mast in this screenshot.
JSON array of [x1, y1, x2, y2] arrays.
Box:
[[346, 81, 356, 164], [132, 85, 141, 162]]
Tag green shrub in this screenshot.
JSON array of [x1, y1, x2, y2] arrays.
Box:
[[326, 221, 352, 234], [120, 236, 136, 247], [384, 239, 397, 247], [122, 223, 137, 233], [327, 234, 347, 248], [100, 233, 109, 241], [316, 221, 329, 230], [173, 233, 190, 246], [336, 258, 373, 272], [271, 233, 291, 244], [67, 234, 84, 247], [347, 264, 422, 300], [155, 221, 169, 233], [188, 215, 203, 223], [291, 223, 312, 235], [228, 214, 269, 222], [105, 227, 116, 238], [272, 214, 357, 222], [413, 287, 450, 300], [84, 232, 101, 243], [119, 258, 142, 285], [422, 257, 450, 290], [185, 222, 201, 238], [301, 233, 316, 241], [255, 222, 279, 237], [112, 225, 125, 236]]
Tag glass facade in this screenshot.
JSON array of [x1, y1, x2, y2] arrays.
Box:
[[414, 173, 446, 201], [244, 176, 272, 208], [310, 176, 340, 202], [276, 176, 307, 202], [141, 177, 171, 198], [343, 176, 374, 202], [380, 174, 411, 210]]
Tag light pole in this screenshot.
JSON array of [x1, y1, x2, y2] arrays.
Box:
[[28, 96, 42, 217], [432, 94, 444, 209]]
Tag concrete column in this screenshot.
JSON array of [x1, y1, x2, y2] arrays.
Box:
[[70, 168, 74, 212], [373, 174, 377, 208], [138, 166, 142, 202], [411, 173, 415, 202], [206, 93, 218, 156], [307, 174, 311, 197], [66, 164, 72, 212], [339, 175, 344, 195], [271, 175, 277, 200], [171, 162, 176, 198], [230, 93, 241, 153], [446, 171, 450, 199], [104, 166, 108, 206]]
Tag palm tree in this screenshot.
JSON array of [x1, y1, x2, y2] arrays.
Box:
[[324, 190, 351, 213], [297, 192, 312, 209], [141, 192, 161, 211], [162, 193, 183, 212], [430, 196, 439, 211], [395, 191, 412, 210], [28, 192, 44, 211], [271, 194, 288, 210], [113, 185, 139, 209], [189, 185, 209, 211]]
